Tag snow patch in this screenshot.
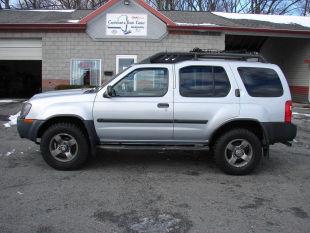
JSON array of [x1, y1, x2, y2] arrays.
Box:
[[176, 22, 218, 27], [293, 112, 310, 117], [130, 214, 181, 233], [67, 20, 80, 23], [26, 9, 75, 12], [213, 12, 310, 28], [0, 100, 18, 103], [5, 149, 15, 157], [3, 111, 20, 128]]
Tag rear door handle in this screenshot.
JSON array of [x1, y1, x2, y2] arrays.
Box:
[[157, 103, 169, 108]]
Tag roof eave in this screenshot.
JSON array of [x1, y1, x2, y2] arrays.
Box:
[[0, 23, 86, 31], [168, 25, 310, 35], [79, 0, 176, 26]]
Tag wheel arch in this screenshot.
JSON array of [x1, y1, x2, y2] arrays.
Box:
[[37, 115, 85, 138], [209, 119, 269, 148], [37, 115, 98, 156]]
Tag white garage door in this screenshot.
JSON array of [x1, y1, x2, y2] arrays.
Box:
[[0, 39, 42, 60]]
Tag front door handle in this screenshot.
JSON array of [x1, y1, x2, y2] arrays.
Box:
[[157, 103, 169, 108]]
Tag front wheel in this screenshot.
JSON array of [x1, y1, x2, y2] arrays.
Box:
[[214, 129, 262, 175], [40, 123, 89, 170]]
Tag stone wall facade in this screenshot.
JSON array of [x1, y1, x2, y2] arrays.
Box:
[[42, 31, 225, 90], [0, 31, 225, 91]]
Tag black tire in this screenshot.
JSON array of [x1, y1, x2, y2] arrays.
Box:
[[40, 123, 89, 170], [214, 128, 262, 175]]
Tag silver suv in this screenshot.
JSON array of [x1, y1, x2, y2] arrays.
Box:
[[17, 51, 297, 175]]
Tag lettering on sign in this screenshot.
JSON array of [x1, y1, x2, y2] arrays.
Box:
[[106, 14, 147, 36]]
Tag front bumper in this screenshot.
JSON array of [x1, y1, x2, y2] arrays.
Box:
[[262, 122, 297, 144], [17, 117, 45, 143]]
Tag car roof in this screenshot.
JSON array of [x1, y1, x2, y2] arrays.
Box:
[[140, 50, 267, 64], [139, 59, 273, 66]]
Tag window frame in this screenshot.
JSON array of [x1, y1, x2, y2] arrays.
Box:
[[116, 55, 138, 74], [70, 59, 102, 86], [112, 67, 169, 98], [179, 65, 231, 98], [237, 66, 284, 98]]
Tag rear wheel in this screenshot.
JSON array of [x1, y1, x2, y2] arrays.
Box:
[[40, 123, 89, 170], [214, 128, 262, 175]]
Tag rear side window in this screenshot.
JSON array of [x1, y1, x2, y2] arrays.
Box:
[[179, 66, 231, 97], [238, 67, 283, 97]]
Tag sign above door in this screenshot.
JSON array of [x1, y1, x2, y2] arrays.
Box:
[[106, 13, 148, 36]]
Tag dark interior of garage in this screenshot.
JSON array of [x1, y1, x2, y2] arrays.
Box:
[[0, 60, 42, 98], [225, 35, 268, 52]]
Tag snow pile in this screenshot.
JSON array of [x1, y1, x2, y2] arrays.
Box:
[[213, 12, 310, 28], [3, 112, 20, 128], [176, 22, 218, 27]]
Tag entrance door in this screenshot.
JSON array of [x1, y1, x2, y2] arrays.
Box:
[[93, 65, 173, 143]]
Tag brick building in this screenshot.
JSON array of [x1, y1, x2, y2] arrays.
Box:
[[0, 0, 309, 102]]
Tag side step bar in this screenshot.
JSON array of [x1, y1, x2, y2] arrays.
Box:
[[97, 144, 209, 151]]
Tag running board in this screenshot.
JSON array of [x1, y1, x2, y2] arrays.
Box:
[[97, 144, 209, 151]]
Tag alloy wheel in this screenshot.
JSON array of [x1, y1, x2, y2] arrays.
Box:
[[49, 133, 78, 162], [225, 139, 253, 168]]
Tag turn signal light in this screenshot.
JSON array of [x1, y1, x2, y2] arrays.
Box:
[[23, 119, 34, 124]]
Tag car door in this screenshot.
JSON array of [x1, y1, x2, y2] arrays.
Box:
[[173, 61, 240, 143], [93, 64, 173, 143]]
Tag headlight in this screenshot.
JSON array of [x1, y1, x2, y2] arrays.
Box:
[[20, 102, 32, 118]]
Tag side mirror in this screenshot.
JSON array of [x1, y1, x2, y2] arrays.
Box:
[[104, 85, 114, 98]]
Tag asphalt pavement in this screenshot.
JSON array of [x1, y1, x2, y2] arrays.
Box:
[[0, 100, 309, 233]]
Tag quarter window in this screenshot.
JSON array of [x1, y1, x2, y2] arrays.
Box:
[[113, 68, 168, 97], [179, 66, 231, 97], [238, 67, 283, 97], [70, 59, 101, 86]]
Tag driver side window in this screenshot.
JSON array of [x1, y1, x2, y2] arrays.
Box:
[[113, 68, 168, 97]]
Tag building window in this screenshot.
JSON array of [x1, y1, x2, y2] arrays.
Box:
[[70, 59, 101, 86], [116, 55, 137, 74]]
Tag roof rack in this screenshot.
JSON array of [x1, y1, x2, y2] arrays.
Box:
[[140, 48, 267, 64]]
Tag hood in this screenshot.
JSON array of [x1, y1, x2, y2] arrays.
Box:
[[25, 88, 98, 120], [28, 88, 98, 106], [31, 88, 93, 100]]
